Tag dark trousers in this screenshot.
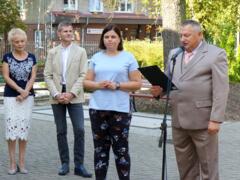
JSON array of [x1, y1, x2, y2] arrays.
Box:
[[89, 109, 132, 180], [52, 103, 85, 167]]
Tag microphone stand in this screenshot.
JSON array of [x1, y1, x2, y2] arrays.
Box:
[[159, 56, 178, 180]]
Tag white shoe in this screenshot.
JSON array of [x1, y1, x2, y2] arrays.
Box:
[[17, 165, 28, 174], [8, 168, 17, 175]]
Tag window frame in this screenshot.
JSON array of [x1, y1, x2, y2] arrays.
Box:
[[89, 0, 104, 12], [63, 0, 78, 11], [34, 30, 43, 49], [115, 0, 134, 13]]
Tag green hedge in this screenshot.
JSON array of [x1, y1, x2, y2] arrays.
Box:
[[124, 39, 240, 83], [229, 47, 240, 82], [124, 40, 164, 69]]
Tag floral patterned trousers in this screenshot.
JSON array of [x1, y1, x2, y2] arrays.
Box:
[[89, 109, 132, 180]]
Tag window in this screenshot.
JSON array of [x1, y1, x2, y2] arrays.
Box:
[[35, 30, 43, 48], [17, 0, 24, 11], [17, 0, 26, 20], [89, 0, 103, 12], [63, 0, 78, 10], [116, 0, 133, 12]]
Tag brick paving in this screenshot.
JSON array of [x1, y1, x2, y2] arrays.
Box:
[[0, 105, 239, 180]]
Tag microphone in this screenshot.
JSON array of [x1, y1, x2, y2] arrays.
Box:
[[171, 46, 184, 60]]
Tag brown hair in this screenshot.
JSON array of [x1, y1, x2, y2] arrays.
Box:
[[99, 24, 123, 50]]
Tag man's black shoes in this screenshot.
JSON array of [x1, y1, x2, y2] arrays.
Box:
[[74, 164, 92, 178], [58, 163, 69, 176]]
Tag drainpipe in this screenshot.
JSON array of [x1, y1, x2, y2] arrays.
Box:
[[81, 16, 89, 47]]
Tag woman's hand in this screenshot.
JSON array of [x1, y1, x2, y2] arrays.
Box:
[[97, 81, 111, 89], [105, 81, 120, 90], [19, 89, 29, 99], [16, 95, 24, 102]]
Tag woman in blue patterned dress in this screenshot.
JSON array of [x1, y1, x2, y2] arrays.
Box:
[[84, 24, 142, 180], [2, 28, 37, 175]]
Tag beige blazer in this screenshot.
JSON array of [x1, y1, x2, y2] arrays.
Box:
[[44, 43, 88, 104], [168, 41, 229, 129]]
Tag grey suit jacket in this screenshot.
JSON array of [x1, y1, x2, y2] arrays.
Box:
[[167, 41, 229, 129], [44, 43, 88, 104]]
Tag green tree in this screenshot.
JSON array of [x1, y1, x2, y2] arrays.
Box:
[[141, 0, 186, 67], [142, 0, 240, 81], [0, 0, 25, 36], [187, 0, 240, 82], [161, 0, 186, 67]]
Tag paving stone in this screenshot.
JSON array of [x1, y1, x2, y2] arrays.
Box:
[[0, 105, 239, 180]]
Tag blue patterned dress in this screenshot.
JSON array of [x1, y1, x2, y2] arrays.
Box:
[[2, 52, 36, 140]]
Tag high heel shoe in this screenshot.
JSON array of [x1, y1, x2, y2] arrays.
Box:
[[8, 168, 17, 175], [17, 164, 28, 174]]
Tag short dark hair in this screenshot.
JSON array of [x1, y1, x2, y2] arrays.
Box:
[[99, 24, 123, 50], [181, 19, 202, 32], [57, 21, 72, 32]]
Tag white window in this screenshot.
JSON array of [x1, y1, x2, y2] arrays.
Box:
[[34, 30, 43, 48], [17, 0, 24, 11], [64, 0, 78, 10], [89, 0, 103, 12], [116, 0, 133, 12], [17, 0, 26, 20]]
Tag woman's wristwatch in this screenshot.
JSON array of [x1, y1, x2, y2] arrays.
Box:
[[116, 82, 120, 90]]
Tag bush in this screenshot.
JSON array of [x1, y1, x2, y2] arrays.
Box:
[[229, 47, 240, 82], [124, 40, 164, 69]]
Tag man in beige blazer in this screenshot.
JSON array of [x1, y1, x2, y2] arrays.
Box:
[[151, 20, 229, 180], [44, 21, 92, 178]]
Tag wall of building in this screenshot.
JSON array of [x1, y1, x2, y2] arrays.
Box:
[[23, 0, 146, 24]]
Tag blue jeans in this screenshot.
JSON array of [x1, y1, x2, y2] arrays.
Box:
[[52, 103, 85, 167]]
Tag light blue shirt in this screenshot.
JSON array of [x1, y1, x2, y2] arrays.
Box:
[[88, 51, 139, 113]]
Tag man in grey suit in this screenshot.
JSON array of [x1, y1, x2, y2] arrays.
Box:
[[151, 20, 229, 180], [44, 21, 92, 178]]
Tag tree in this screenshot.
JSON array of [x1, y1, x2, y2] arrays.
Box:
[[161, 0, 186, 67], [187, 0, 240, 82], [141, 0, 186, 67], [0, 0, 25, 37]]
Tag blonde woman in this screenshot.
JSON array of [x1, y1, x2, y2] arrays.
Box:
[[2, 28, 37, 175]]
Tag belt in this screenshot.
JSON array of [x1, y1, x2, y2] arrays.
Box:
[[62, 84, 66, 93]]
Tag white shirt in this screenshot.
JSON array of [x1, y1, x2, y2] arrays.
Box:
[[61, 43, 72, 85]]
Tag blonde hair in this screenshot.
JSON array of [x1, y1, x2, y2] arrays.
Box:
[[8, 28, 27, 44]]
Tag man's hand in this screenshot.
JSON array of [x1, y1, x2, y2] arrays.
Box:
[[150, 86, 163, 98], [208, 121, 221, 134], [62, 92, 75, 104], [55, 94, 65, 104]]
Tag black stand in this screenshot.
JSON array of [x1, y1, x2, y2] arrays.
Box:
[[159, 57, 177, 180]]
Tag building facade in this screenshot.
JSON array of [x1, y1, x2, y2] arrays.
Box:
[[18, 0, 161, 58]]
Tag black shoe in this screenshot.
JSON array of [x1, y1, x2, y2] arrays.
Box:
[[74, 164, 92, 178], [58, 163, 69, 176]]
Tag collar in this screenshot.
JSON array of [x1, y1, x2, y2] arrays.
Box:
[[188, 41, 202, 55], [60, 43, 72, 50]]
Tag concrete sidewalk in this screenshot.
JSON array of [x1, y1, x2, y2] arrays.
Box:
[[0, 105, 239, 180]]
